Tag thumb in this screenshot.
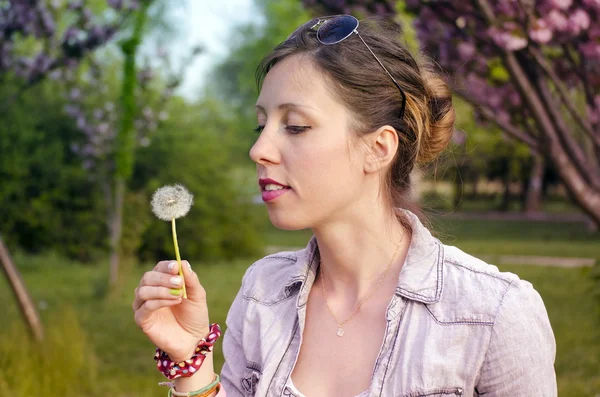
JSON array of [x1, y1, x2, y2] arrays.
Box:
[[180, 260, 205, 301]]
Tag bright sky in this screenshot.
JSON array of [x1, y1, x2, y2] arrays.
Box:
[[169, 0, 259, 100]]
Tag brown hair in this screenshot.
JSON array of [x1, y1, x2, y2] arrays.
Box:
[[256, 17, 455, 230]]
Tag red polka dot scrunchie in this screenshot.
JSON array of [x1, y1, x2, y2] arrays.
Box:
[[154, 323, 221, 380]]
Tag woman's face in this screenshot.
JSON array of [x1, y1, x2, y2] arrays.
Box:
[[249, 54, 370, 230]]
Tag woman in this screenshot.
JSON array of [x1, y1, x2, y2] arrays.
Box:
[[132, 15, 556, 397]]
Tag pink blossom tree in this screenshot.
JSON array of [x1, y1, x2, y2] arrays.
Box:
[[303, 0, 600, 228]]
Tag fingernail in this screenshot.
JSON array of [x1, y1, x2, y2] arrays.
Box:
[[168, 261, 177, 271], [186, 262, 191, 270], [170, 277, 182, 286], [169, 288, 182, 296]]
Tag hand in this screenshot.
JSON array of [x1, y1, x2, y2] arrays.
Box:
[[132, 260, 210, 362]]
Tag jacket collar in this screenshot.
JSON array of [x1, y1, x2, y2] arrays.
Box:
[[287, 208, 444, 308]]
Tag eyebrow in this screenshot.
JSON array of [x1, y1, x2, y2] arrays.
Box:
[[255, 103, 316, 113]]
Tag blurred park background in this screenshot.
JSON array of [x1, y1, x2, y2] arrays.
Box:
[[1, 0, 599, 396]]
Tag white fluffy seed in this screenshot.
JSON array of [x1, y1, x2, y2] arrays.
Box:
[[151, 184, 194, 221]]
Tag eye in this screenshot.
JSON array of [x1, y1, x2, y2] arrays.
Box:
[[253, 125, 264, 134], [286, 125, 311, 134]]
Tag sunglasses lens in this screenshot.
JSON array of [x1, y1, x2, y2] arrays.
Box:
[[317, 15, 358, 45]]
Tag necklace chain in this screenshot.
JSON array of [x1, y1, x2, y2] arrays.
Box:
[[319, 236, 403, 336]]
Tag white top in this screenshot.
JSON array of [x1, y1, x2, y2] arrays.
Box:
[[284, 378, 370, 397]]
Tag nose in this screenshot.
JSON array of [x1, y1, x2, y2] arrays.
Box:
[[249, 124, 280, 166]]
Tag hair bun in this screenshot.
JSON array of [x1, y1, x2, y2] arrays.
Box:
[[417, 69, 456, 164]]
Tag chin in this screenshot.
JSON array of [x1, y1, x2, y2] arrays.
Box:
[[267, 209, 310, 231]]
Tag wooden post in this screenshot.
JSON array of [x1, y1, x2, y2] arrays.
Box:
[[0, 234, 44, 341]]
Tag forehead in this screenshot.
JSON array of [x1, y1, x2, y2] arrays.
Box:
[[256, 54, 340, 112]]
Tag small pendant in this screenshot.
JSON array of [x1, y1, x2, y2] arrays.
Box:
[[336, 327, 344, 337]]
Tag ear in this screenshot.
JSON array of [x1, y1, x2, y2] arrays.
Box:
[[363, 125, 399, 174]]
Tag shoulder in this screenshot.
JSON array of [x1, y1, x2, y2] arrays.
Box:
[[238, 244, 313, 305], [429, 244, 547, 326], [442, 248, 558, 393]]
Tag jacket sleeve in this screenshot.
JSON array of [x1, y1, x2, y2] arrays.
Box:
[[219, 265, 255, 396], [475, 279, 557, 396]]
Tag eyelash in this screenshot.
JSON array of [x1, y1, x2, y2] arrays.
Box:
[[253, 125, 311, 135]]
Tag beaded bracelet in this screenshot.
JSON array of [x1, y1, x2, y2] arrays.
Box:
[[154, 323, 221, 380], [168, 374, 221, 397]]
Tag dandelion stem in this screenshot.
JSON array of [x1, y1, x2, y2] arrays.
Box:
[[171, 218, 187, 299]]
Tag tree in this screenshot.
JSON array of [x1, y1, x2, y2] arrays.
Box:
[[303, 0, 600, 228], [0, 0, 133, 339]]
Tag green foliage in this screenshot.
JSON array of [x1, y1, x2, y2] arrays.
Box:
[[133, 98, 269, 263], [0, 74, 266, 264], [428, 96, 535, 210], [0, 47, 267, 265], [0, 81, 108, 261]]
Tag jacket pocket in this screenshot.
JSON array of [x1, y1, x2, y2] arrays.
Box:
[[400, 387, 464, 397], [240, 360, 261, 395]]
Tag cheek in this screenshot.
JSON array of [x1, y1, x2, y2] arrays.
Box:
[[295, 139, 361, 192]]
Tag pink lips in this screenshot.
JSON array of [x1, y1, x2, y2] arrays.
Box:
[[261, 187, 291, 202], [258, 178, 291, 202]]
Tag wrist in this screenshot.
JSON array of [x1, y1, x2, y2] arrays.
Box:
[[155, 323, 221, 381], [173, 352, 215, 392], [171, 326, 211, 362]]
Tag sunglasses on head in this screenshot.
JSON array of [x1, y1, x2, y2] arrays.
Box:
[[288, 15, 407, 119]]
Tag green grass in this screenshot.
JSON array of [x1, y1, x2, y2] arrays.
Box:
[[420, 190, 583, 213], [431, 217, 600, 260], [1, 217, 599, 396], [498, 265, 600, 396]]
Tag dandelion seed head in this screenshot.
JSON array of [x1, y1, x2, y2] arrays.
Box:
[[151, 184, 194, 221]]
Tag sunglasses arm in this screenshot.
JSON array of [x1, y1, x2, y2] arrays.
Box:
[[354, 31, 407, 118]]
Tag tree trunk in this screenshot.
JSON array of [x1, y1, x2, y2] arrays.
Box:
[[475, 0, 600, 229], [109, 178, 125, 289], [107, 3, 151, 294], [453, 167, 463, 209], [0, 234, 44, 341], [499, 157, 511, 212], [525, 154, 544, 213]]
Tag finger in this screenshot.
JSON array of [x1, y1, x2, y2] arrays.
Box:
[[140, 270, 184, 289], [134, 298, 182, 326], [180, 260, 206, 301], [154, 260, 181, 275], [133, 282, 183, 311], [138, 285, 183, 302]]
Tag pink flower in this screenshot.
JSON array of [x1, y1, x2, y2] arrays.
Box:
[[488, 94, 502, 108], [457, 42, 476, 60], [529, 19, 553, 44], [579, 41, 600, 59], [589, 24, 600, 39], [488, 27, 528, 51], [568, 8, 591, 35], [583, 0, 600, 9], [545, 10, 569, 31], [496, 110, 511, 125], [586, 96, 600, 124], [508, 91, 522, 107], [550, 0, 573, 9], [452, 129, 466, 146]]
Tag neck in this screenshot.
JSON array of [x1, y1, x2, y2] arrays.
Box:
[[311, 205, 411, 307]]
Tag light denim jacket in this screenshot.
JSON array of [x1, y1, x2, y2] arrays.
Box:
[[219, 210, 557, 396]]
